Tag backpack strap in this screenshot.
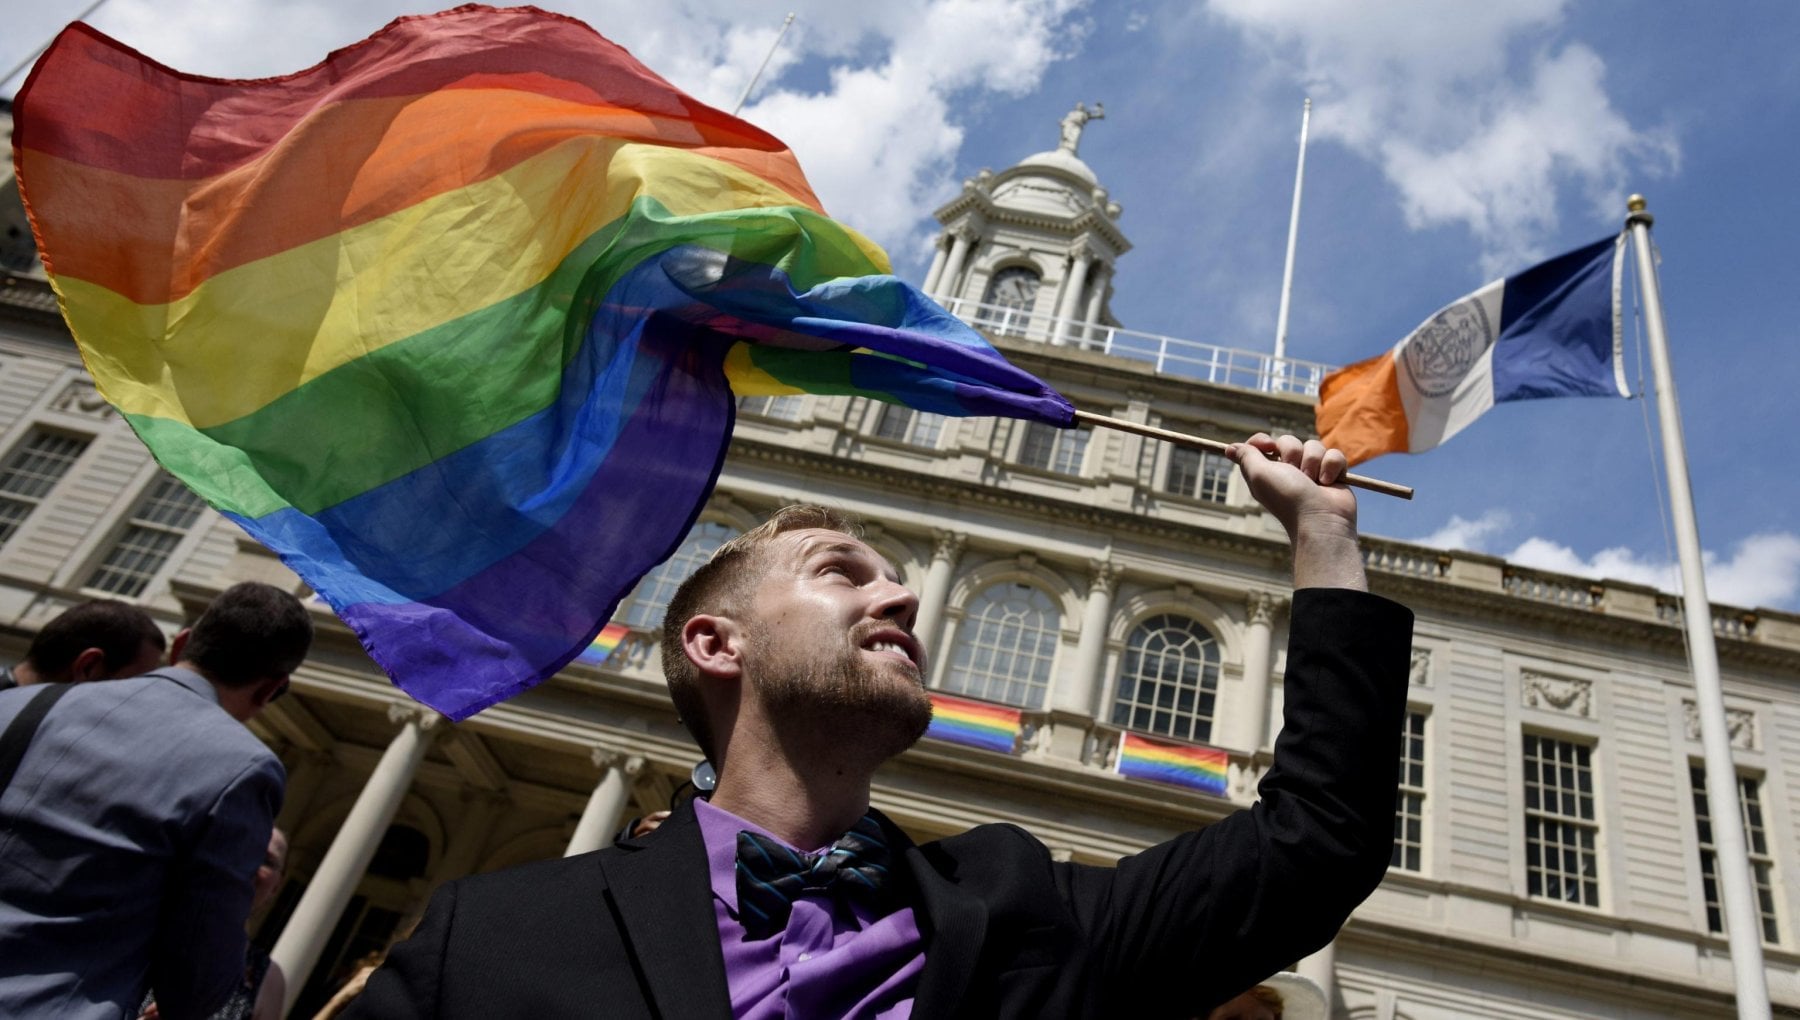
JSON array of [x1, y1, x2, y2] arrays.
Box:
[[0, 683, 75, 799]]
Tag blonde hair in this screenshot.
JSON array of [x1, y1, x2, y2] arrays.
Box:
[[658, 504, 864, 761]]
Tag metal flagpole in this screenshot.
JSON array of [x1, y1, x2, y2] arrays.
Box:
[[732, 12, 796, 117], [2, 0, 112, 89], [1626, 194, 1771, 1018], [1270, 97, 1311, 388]]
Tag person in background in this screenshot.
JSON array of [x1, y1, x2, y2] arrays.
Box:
[[0, 582, 313, 1020], [141, 827, 291, 1020], [1204, 973, 1328, 1020], [0, 598, 166, 691]]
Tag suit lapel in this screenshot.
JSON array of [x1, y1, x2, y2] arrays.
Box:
[[893, 822, 989, 1016], [597, 801, 732, 1017]]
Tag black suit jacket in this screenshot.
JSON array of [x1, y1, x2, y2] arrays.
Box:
[[349, 588, 1411, 1019]]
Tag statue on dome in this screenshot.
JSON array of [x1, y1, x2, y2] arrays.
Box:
[[1058, 101, 1104, 155]]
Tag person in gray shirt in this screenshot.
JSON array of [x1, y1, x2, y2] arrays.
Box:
[[0, 582, 312, 1020]]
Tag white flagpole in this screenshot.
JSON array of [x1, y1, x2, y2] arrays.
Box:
[[732, 12, 796, 117], [1627, 194, 1771, 1018], [1270, 96, 1311, 387]]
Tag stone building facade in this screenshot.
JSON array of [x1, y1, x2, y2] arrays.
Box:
[[2, 98, 1798, 1017]]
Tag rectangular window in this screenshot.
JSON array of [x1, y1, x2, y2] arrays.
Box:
[[85, 473, 209, 597], [873, 405, 946, 448], [1690, 765, 1781, 943], [0, 430, 90, 545], [1523, 734, 1600, 907], [1016, 421, 1088, 475], [1393, 711, 1427, 872], [1162, 445, 1231, 503], [736, 395, 805, 421]]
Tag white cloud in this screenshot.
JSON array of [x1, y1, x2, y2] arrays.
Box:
[[1411, 509, 1514, 552], [1507, 533, 1800, 610], [1205, 0, 1677, 273], [1408, 509, 1800, 609]]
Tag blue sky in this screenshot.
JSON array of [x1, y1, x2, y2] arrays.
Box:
[[6, 0, 1799, 611]]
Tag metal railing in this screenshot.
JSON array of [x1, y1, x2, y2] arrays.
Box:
[[935, 295, 1334, 397]]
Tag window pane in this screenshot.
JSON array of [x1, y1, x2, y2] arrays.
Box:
[[943, 583, 1059, 709], [1111, 614, 1219, 743], [1522, 735, 1600, 907], [620, 521, 740, 628]]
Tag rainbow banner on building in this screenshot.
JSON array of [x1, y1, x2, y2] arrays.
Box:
[[12, 6, 1073, 720], [1116, 732, 1229, 795], [575, 622, 633, 667], [926, 693, 1023, 754]]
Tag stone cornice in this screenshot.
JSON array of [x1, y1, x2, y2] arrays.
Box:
[[933, 190, 1131, 255]]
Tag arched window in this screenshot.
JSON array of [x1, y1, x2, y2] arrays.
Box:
[[944, 582, 1060, 708], [1110, 614, 1220, 743], [977, 266, 1041, 335], [618, 520, 739, 628]]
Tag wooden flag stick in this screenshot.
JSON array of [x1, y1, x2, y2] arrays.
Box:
[[1073, 410, 1414, 501]]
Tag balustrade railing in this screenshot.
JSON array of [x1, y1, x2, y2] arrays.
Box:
[[936, 295, 1333, 396]]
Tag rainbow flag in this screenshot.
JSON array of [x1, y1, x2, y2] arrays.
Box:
[[926, 693, 1023, 754], [575, 622, 632, 666], [12, 6, 1074, 720], [1116, 732, 1229, 795]]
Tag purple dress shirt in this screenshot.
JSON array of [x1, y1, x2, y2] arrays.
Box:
[[694, 799, 925, 1019]]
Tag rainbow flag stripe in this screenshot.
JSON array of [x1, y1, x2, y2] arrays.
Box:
[[1116, 732, 1229, 795], [13, 7, 1073, 720], [575, 622, 632, 666], [926, 693, 1023, 754]]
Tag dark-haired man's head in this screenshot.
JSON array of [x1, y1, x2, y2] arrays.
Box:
[[660, 503, 930, 773], [170, 582, 313, 721], [15, 599, 166, 687]]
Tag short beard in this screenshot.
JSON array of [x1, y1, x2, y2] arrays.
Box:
[[747, 632, 932, 767]]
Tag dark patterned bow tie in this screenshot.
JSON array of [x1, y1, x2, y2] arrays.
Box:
[[734, 815, 896, 940]]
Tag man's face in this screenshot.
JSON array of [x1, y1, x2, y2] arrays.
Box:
[[738, 528, 932, 756]]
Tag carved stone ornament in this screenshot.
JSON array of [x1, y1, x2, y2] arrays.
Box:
[[1520, 671, 1593, 718], [1087, 559, 1122, 597], [51, 379, 115, 420], [931, 530, 968, 564], [387, 701, 446, 732], [1682, 700, 1758, 750], [1245, 591, 1283, 627], [1409, 648, 1432, 687]]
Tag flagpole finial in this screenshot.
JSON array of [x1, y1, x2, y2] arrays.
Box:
[[1627, 194, 1647, 213], [1626, 193, 1654, 228]]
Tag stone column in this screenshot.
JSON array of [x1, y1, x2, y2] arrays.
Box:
[[937, 230, 974, 304], [1052, 249, 1093, 346], [923, 237, 951, 296], [1081, 265, 1109, 348], [1229, 592, 1283, 752], [1297, 939, 1338, 1013], [565, 750, 646, 856], [913, 530, 966, 660], [272, 704, 442, 1016], [1055, 559, 1121, 718]]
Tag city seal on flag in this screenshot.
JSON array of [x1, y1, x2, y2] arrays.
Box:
[[1400, 297, 1493, 398]]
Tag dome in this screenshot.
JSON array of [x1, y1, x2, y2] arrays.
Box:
[[1012, 147, 1098, 187]]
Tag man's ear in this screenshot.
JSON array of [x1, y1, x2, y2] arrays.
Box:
[[682, 613, 746, 680], [70, 647, 108, 683], [249, 675, 287, 710], [168, 628, 191, 666]]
